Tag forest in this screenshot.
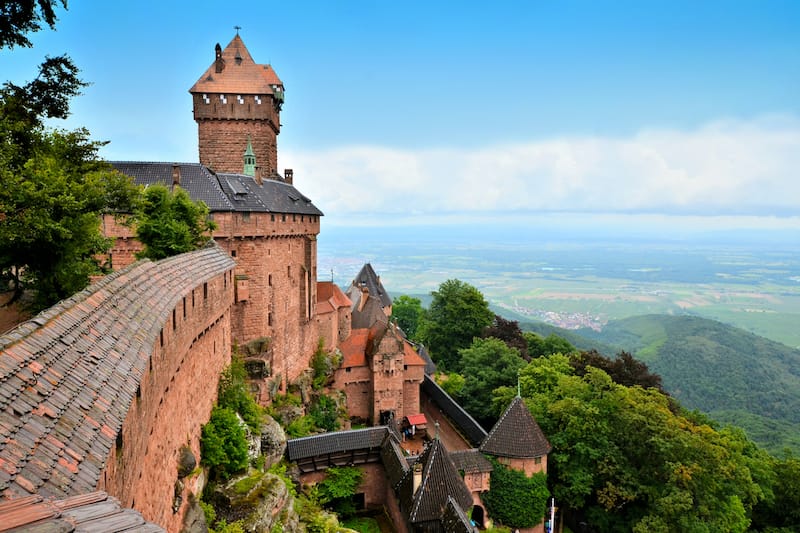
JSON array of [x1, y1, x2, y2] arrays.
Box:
[[394, 281, 800, 532]]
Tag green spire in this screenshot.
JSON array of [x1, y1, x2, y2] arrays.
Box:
[[243, 136, 256, 177]]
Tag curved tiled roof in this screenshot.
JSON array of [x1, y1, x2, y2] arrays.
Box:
[[0, 245, 235, 499], [189, 35, 282, 95], [0, 491, 164, 532], [479, 396, 551, 459]]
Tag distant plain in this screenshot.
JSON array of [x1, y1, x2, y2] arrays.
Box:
[[318, 224, 800, 349]]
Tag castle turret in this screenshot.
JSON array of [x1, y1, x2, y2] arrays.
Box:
[[190, 35, 284, 180]]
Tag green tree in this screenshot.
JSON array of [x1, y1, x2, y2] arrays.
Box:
[[483, 315, 528, 359], [1, 0, 66, 49], [200, 406, 249, 479], [391, 295, 425, 340], [316, 466, 363, 517], [523, 331, 576, 358], [482, 459, 549, 528], [417, 279, 494, 372], [0, 58, 139, 310], [507, 355, 764, 532], [135, 184, 216, 260], [459, 337, 526, 427]]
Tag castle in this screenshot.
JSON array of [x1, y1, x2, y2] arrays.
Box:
[[0, 35, 550, 532]]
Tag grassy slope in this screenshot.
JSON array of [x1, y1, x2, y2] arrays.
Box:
[[578, 314, 800, 455]]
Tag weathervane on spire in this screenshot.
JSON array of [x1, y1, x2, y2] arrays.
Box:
[[234, 25, 242, 35]]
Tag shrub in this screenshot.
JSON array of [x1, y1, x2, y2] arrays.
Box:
[[481, 457, 549, 528], [310, 395, 340, 432], [200, 406, 249, 479]]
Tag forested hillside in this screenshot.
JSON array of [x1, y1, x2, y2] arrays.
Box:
[[577, 315, 800, 455]]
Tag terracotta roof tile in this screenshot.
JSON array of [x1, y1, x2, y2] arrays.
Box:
[[190, 35, 283, 95], [0, 245, 234, 500], [339, 329, 369, 368], [402, 341, 426, 367]]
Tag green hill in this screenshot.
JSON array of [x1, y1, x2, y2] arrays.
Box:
[[578, 314, 800, 455]]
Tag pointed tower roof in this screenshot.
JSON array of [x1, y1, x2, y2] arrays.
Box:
[[397, 438, 473, 525], [480, 396, 551, 458], [190, 35, 282, 95]]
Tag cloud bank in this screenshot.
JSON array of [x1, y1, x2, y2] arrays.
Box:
[[282, 114, 800, 223]]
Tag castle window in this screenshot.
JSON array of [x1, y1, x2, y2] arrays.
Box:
[[219, 94, 227, 104], [237, 95, 244, 104], [231, 250, 237, 258], [204, 283, 208, 300], [173, 309, 177, 330], [202, 94, 210, 104], [116, 431, 123, 452], [183, 297, 186, 319], [255, 95, 262, 105], [160, 329, 164, 347], [535, 456, 542, 465], [242, 212, 250, 221], [192, 289, 195, 308], [268, 313, 273, 326], [281, 214, 286, 222], [268, 274, 272, 286], [271, 214, 275, 222]]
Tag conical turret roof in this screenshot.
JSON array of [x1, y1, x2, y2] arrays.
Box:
[[190, 34, 282, 95], [480, 396, 551, 458]]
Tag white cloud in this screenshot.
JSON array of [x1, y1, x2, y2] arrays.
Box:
[[281, 114, 800, 221]]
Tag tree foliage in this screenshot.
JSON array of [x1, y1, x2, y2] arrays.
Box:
[[316, 466, 363, 517], [417, 279, 494, 372], [571, 350, 664, 393], [200, 407, 249, 480], [483, 315, 528, 359], [458, 337, 526, 427], [524, 331, 577, 359], [0, 56, 139, 310], [482, 459, 549, 528], [391, 295, 425, 340], [135, 184, 216, 260], [504, 355, 768, 532], [1, 0, 66, 49]]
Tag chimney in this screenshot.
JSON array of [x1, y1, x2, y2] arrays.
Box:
[[172, 164, 181, 188], [214, 43, 225, 73], [255, 167, 262, 186], [412, 462, 423, 495], [284, 168, 293, 185]]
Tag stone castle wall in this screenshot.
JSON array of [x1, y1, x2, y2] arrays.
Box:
[[98, 268, 234, 531], [196, 119, 279, 179]]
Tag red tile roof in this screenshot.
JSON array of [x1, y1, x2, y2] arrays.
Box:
[[316, 282, 352, 315], [340, 329, 369, 368], [0, 245, 234, 500], [403, 341, 427, 366], [190, 35, 282, 95], [405, 414, 427, 426], [0, 491, 164, 532]]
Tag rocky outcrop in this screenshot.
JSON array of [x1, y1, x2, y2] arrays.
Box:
[[212, 470, 300, 532], [261, 414, 287, 468]]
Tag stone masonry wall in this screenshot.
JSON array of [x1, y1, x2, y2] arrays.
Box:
[[197, 119, 279, 179], [213, 212, 320, 398], [97, 268, 234, 531]]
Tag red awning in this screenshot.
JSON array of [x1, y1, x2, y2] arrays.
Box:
[[406, 414, 427, 426]]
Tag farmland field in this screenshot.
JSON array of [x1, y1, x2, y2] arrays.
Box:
[[318, 225, 800, 348]]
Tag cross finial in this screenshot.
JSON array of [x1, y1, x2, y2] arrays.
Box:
[[234, 25, 242, 35]]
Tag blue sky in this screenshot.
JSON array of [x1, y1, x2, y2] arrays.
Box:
[[3, 1, 799, 233]]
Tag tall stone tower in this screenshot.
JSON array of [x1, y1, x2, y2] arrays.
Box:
[[190, 35, 284, 180]]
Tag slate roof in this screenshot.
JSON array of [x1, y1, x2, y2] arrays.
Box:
[[448, 449, 493, 474], [110, 163, 323, 216], [348, 264, 392, 310], [0, 491, 164, 532], [479, 396, 551, 459], [380, 435, 409, 489], [190, 35, 283, 95], [397, 438, 472, 525], [440, 496, 475, 533], [0, 245, 235, 499], [416, 344, 437, 375], [286, 427, 389, 462]]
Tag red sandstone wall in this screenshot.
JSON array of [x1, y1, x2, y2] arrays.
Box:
[[102, 214, 142, 270], [334, 367, 372, 422], [103, 210, 322, 401], [500, 455, 548, 477], [196, 119, 279, 179], [97, 269, 234, 531]]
